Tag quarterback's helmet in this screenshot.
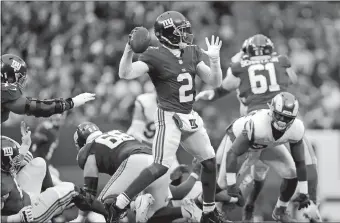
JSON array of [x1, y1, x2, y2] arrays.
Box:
[[246, 34, 274, 57], [268, 92, 299, 131], [1, 54, 28, 89], [154, 11, 193, 49], [74, 122, 101, 149], [1, 136, 23, 174]]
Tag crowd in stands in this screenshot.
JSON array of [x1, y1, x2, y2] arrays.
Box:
[[2, 1, 340, 146]]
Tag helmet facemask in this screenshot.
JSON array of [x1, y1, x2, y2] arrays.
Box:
[[271, 110, 295, 131], [160, 20, 194, 49]]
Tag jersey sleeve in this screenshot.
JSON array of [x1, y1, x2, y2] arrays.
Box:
[[289, 119, 305, 142], [1, 83, 22, 103], [76, 142, 93, 170], [230, 62, 243, 78], [138, 47, 156, 73], [278, 55, 291, 68]]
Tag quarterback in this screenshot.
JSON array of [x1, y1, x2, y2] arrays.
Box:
[[196, 34, 319, 221], [1, 54, 95, 123], [220, 92, 311, 222], [114, 11, 226, 223]]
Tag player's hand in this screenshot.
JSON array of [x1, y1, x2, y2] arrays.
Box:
[[191, 158, 202, 175], [19, 205, 33, 222], [125, 27, 140, 51], [201, 35, 222, 60], [20, 121, 31, 153], [72, 93, 96, 108], [170, 164, 190, 181], [195, 90, 215, 101], [231, 51, 244, 63], [293, 193, 311, 210], [227, 184, 245, 207]]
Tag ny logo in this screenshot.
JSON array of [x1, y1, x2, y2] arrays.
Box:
[[189, 119, 198, 129], [11, 60, 21, 72], [162, 18, 174, 29], [3, 147, 13, 156]]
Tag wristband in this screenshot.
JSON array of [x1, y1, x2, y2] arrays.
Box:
[[227, 173, 237, 186], [190, 173, 199, 180], [298, 181, 308, 194]]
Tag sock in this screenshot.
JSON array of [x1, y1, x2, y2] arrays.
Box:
[[200, 158, 217, 203], [124, 163, 167, 200], [247, 180, 265, 205], [148, 207, 182, 223], [41, 165, 54, 192], [116, 193, 131, 209], [203, 202, 215, 213], [279, 178, 298, 202]]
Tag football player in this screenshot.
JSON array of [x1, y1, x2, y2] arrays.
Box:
[[1, 54, 95, 123], [30, 114, 65, 185], [127, 91, 157, 147], [1, 136, 110, 223], [220, 92, 311, 223], [196, 34, 319, 221], [115, 11, 226, 223], [72, 122, 200, 223]]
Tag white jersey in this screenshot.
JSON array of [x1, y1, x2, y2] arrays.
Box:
[[127, 93, 157, 145], [231, 109, 305, 148]]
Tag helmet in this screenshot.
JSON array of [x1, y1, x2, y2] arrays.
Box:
[[1, 54, 28, 89], [241, 37, 251, 54], [246, 34, 274, 57], [154, 11, 193, 49], [74, 122, 101, 149], [1, 136, 23, 174], [268, 92, 299, 131]]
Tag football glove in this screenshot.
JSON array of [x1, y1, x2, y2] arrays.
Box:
[[293, 193, 311, 210], [72, 93, 96, 108], [19, 205, 33, 223], [201, 35, 222, 61], [195, 90, 215, 101], [170, 164, 189, 181], [227, 184, 245, 207]]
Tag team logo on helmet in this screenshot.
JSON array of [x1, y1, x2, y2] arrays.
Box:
[[3, 147, 13, 156], [162, 18, 174, 29], [11, 60, 22, 72]]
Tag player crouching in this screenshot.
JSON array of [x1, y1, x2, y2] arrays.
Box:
[[72, 122, 201, 223], [220, 92, 312, 222], [1, 137, 109, 223]]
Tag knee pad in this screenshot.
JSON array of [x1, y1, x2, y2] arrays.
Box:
[[201, 157, 216, 173], [53, 182, 77, 198], [281, 166, 297, 179], [251, 164, 269, 181], [30, 157, 47, 173]]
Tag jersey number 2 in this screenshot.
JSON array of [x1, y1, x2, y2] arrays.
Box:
[[177, 73, 193, 103], [248, 63, 280, 94]]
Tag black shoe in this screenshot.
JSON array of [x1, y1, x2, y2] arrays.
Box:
[[103, 196, 127, 223], [200, 208, 233, 223], [242, 204, 254, 222]]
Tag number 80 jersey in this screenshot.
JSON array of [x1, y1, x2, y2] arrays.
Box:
[[231, 55, 292, 112], [139, 45, 203, 114]]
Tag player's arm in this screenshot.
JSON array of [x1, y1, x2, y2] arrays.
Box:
[[290, 139, 308, 194], [119, 44, 149, 79], [1, 202, 33, 223], [226, 121, 253, 186], [196, 36, 223, 87], [286, 67, 298, 84], [4, 93, 94, 118], [77, 155, 99, 222]]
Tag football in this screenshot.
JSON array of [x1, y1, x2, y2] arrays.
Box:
[[130, 27, 151, 54]]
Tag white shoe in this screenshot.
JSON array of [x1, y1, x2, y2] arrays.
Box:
[[134, 193, 155, 223], [181, 198, 202, 222]]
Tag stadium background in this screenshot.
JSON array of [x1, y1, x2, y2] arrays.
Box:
[[2, 1, 340, 221]]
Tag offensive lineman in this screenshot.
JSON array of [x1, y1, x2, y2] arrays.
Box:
[[196, 34, 319, 221], [71, 122, 200, 223], [114, 11, 226, 223], [1, 54, 95, 123], [222, 92, 312, 222]]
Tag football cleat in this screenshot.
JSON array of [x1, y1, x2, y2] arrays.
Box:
[[134, 193, 155, 223], [181, 198, 202, 222], [200, 208, 233, 223], [272, 206, 297, 223], [243, 204, 255, 222]]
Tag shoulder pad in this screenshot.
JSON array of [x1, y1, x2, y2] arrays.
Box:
[[243, 119, 255, 142], [77, 142, 94, 170], [278, 55, 291, 68], [289, 118, 305, 142], [1, 83, 22, 103], [230, 62, 243, 77]]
